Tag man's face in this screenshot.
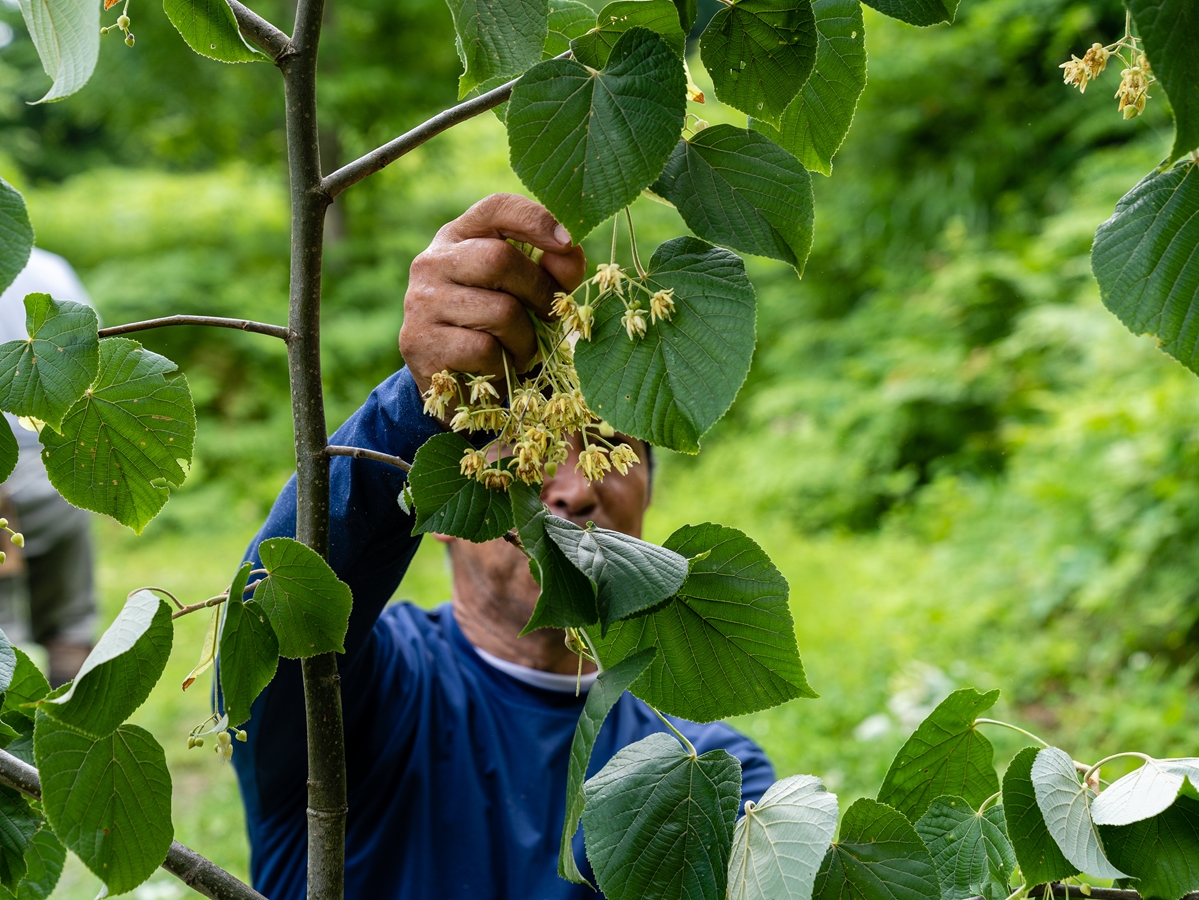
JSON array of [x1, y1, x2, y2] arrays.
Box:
[[441, 433, 651, 628]]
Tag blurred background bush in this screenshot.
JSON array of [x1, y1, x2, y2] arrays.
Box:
[[1, 0, 1195, 894]]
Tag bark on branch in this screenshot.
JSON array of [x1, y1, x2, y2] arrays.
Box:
[[228, 0, 291, 60], [324, 445, 411, 471], [98, 316, 290, 341], [0, 749, 267, 900]]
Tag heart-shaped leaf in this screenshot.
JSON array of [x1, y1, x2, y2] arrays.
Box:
[[652, 125, 814, 271], [727, 775, 839, 900], [1099, 794, 1199, 900], [595, 523, 813, 722], [860, 0, 957, 27], [4, 828, 66, 900], [583, 732, 742, 900], [34, 714, 173, 896], [1092, 758, 1199, 827], [40, 590, 173, 739], [219, 561, 279, 726], [0, 181, 33, 297], [252, 537, 353, 658], [448, 0, 548, 97], [40, 337, 195, 534], [574, 237, 755, 453], [915, 797, 1015, 900], [1092, 163, 1199, 375], [408, 432, 516, 542], [1001, 747, 1078, 886], [543, 515, 687, 630], [508, 27, 686, 242], [0, 787, 37, 889], [1031, 747, 1126, 880], [17, 0, 100, 103], [877, 688, 1001, 823], [164, 0, 264, 63], [813, 798, 941, 900], [0, 294, 98, 433], [545, 0, 596, 57], [750, 0, 865, 176], [699, 0, 817, 123], [559, 648, 656, 884], [571, 0, 685, 68], [1127, 0, 1199, 164]]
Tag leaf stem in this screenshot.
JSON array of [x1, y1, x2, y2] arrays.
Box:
[[974, 718, 1049, 748], [610, 213, 619, 267], [624, 208, 647, 279], [1083, 751, 1153, 785], [577, 626, 604, 674], [978, 790, 1002, 813], [651, 706, 697, 758], [137, 585, 182, 609]]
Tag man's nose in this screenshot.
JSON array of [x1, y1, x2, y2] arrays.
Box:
[[542, 463, 598, 523]]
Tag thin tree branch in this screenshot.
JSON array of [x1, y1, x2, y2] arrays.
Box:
[[227, 0, 291, 60], [0, 749, 267, 900], [98, 316, 290, 341], [1028, 886, 1199, 900], [320, 51, 571, 198], [324, 445, 411, 471]]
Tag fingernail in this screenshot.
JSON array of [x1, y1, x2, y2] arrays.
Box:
[[554, 223, 571, 246]]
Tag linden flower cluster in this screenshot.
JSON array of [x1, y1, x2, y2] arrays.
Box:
[[421, 263, 649, 490], [188, 713, 247, 761], [1060, 30, 1155, 120], [552, 261, 676, 344], [0, 518, 25, 566]]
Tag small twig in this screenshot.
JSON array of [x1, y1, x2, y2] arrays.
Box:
[[98, 316, 290, 342], [501, 528, 523, 550], [227, 0, 291, 60], [0, 750, 267, 900], [172, 594, 228, 620], [324, 445, 411, 471], [321, 51, 572, 198]]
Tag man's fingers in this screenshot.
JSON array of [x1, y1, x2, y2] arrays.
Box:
[[432, 286, 539, 371], [441, 239, 560, 319], [441, 193, 574, 253], [541, 244, 587, 293]]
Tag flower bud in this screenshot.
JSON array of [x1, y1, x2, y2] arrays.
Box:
[[0, 552, 6, 565], [188, 736, 196, 749], [11, 534, 23, 549], [236, 729, 248, 742], [125, 33, 135, 46], [194, 737, 204, 747], [0, 519, 7, 528], [544, 461, 558, 478], [100, 25, 110, 34], [117, 14, 129, 27]]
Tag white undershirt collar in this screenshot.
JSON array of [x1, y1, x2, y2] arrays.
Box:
[[473, 646, 599, 694]]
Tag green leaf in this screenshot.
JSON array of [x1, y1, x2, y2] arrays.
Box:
[[4, 829, 66, 900], [727, 775, 840, 900], [448, 0, 547, 97], [1092, 163, 1199, 375], [559, 648, 656, 884], [571, 0, 686, 68], [652, 125, 814, 271], [671, 0, 696, 32], [583, 732, 742, 900], [409, 432, 516, 542], [0, 181, 33, 297], [750, 0, 865, 176], [34, 714, 172, 895], [0, 788, 36, 890], [508, 27, 686, 242], [163, 0, 264, 63], [1030, 747, 1126, 880], [877, 688, 1001, 823], [859, 0, 957, 27], [0, 419, 16, 487], [915, 798, 1015, 900], [575, 237, 755, 453], [39, 337, 195, 535], [1, 649, 49, 717], [0, 631, 14, 697], [699, 0, 817, 124], [0, 294, 98, 433], [220, 561, 279, 726], [40, 590, 173, 739], [0, 718, 33, 767], [253, 537, 353, 658], [510, 481, 598, 633], [1092, 758, 1199, 827], [594, 523, 814, 722], [1127, 0, 1199, 163], [16, 0, 99, 103], [1100, 794, 1199, 900], [1000, 747, 1078, 886], [545, 0, 595, 57], [543, 515, 687, 630], [813, 798, 942, 900]]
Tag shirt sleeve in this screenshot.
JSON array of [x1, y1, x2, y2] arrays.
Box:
[[232, 367, 444, 827]]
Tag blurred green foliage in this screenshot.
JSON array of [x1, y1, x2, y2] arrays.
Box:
[[1, 0, 1197, 892]]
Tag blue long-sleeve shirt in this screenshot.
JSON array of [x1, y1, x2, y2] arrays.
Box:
[[231, 367, 775, 900]]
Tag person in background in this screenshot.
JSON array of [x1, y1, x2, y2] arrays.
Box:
[[0, 248, 97, 687]]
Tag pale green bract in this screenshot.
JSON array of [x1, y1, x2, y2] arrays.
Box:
[[40, 590, 173, 739], [574, 237, 756, 454], [652, 125, 814, 272], [750, 0, 866, 176], [727, 775, 839, 900], [34, 714, 173, 895], [812, 798, 941, 900], [507, 27, 686, 242], [0, 294, 98, 433], [16, 0, 99, 103], [582, 732, 742, 900], [219, 561, 279, 726], [1126, 0, 1199, 164], [1090, 757, 1199, 827], [915, 797, 1014, 900], [860, 0, 957, 27], [1092, 163, 1199, 376], [252, 537, 353, 658], [163, 0, 264, 63], [39, 338, 195, 534], [570, 0, 685, 69], [1030, 747, 1126, 879], [0, 182, 32, 298], [448, 0, 548, 97]]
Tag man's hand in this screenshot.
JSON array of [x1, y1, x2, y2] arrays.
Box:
[[401, 194, 587, 416]]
